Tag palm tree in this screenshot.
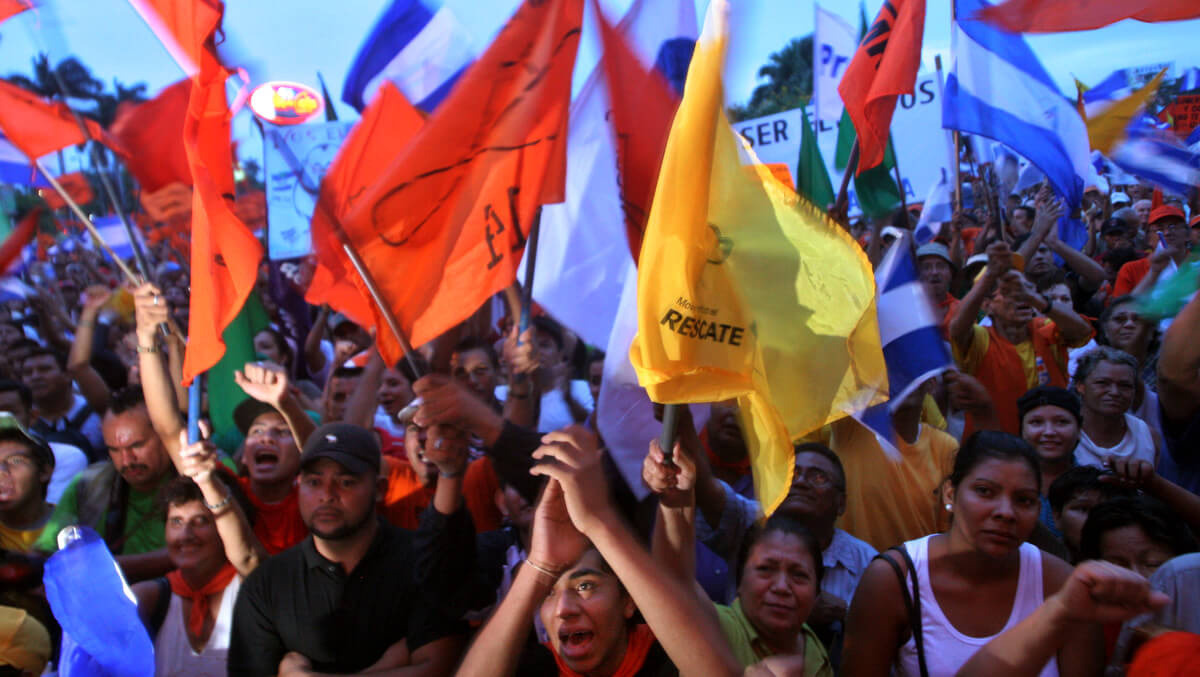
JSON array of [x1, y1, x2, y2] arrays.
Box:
[[729, 36, 814, 122], [5, 54, 104, 101]]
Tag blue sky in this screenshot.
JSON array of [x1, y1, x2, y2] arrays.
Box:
[[2, 0, 1199, 170]]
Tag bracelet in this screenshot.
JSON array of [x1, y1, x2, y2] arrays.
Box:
[[524, 558, 562, 582], [438, 467, 466, 479], [204, 490, 232, 513], [136, 343, 160, 354]]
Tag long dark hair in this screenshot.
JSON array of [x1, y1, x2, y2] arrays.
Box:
[[735, 514, 824, 588]]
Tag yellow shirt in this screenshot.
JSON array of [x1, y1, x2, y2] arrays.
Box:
[[0, 512, 51, 553], [832, 418, 959, 552]]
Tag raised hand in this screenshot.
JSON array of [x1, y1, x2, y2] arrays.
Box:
[[133, 282, 170, 340], [530, 425, 613, 535], [1048, 560, 1167, 626], [502, 326, 540, 376], [1101, 455, 1157, 490], [79, 284, 112, 318], [234, 361, 290, 408], [177, 426, 219, 484], [526, 478, 589, 579], [642, 438, 696, 509], [420, 424, 470, 477]]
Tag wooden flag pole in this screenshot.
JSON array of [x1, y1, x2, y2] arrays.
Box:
[[35, 161, 139, 284], [518, 207, 544, 336], [265, 126, 425, 377], [933, 55, 961, 213], [833, 140, 860, 222]]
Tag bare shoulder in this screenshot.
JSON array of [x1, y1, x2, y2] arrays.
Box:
[[1039, 548, 1074, 596]]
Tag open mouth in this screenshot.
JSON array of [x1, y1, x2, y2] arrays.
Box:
[[252, 449, 280, 469], [559, 630, 595, 658]]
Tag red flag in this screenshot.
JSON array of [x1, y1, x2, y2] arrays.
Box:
[[837, 0, 925, 174], [593, 0, 680, 262], [0, 0, 29, 24], [39, 172, 93, 210], [0, 80, 123, 162], [341, 0, 582, 364], [306, 82, 425, 327], [0, 208, 40, 273], [112, 80, 192, 193], [181, 45, 263, 383], [127, 0, 223, 77], [976, 0, 1200, 33]]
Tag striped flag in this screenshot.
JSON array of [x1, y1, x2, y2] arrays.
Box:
[[1179, 66, 1200, 93], [857, 235, 952, 457], [914, 169, 952, 245], [944, 0, 1093, 211], [0, 133, 46, 187], [1110, 117, 1200, 196], [341, 0, 475, 112]]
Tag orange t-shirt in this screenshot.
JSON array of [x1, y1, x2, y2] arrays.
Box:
[[237, 475, 308, 555], [380, 456, 503, 531], [1112, 257, 1150, 298]]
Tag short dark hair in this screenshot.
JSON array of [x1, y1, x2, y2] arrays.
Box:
[[735, 514, 825, 588], [1072, 346, 1139, 387], [394, 353, 430, 384], [1080, 496, 1198, 561], [254, 327, 294, 368], [331, 365, 364, 381], [586, 349, 606, 367], [19, 347, 65, 371], [949, 431, 1042, 493], [453, 336, 499, 369], [531, 316, 564, 351], [159, 473, 255, 523], [1034, 269, 1068, 294], [1013, 205, 1035, 223], [0, 380, 32, 410], [793, 442, 846, 491], [107, 386, 147, 417], [1046, 465, 1132, 513]]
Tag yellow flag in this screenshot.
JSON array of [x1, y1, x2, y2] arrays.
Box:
[[629, 1, 887, 517], [1085, 69, 1166, 155]]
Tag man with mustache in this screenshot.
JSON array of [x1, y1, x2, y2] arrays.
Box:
[[34, 386, 176, 582]]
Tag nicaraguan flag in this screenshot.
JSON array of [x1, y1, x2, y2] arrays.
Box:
[[1110, 117, 1200, 196], [944, 0, 1092, 211], [1179, 66, 1200, 94], [914, 169, 952, 245], [341, 0, 475, 112], [0, 133, 47, 187], [90, 214, 145, 262], [857, 235, 953, 457], [1081, 69, 1130, 117]]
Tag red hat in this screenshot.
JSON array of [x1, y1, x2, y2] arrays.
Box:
[[1149, 205, 1185, 224], [1190, 214, 1200, 229]]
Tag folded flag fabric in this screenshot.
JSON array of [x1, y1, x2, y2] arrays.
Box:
[[1110, 117, 1200, 196], [914, 169, 952, 245], [630, 0, 886, 516], [974, 0, 1200, 33], [341, 0, 474, 112]]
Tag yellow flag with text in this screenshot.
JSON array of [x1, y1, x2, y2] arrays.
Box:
[[629, 1, 887, 517]]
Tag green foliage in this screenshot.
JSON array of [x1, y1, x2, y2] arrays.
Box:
[[728, 36, 814, 122]]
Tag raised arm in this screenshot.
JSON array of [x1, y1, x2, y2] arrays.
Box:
[[178, 429, 265, 577], [133, 282, 185, 463], [234, 362, 316, 451], [1157, 291, 1200, 422], [500, 327, 541, 429], [644, 438, 698, 584], [999, 270, 1093, 345], [303, 305, 331, 375], [67, 285, 115, 413], [1045, 224, 1106, 291], [344, 346, 385, 429], [949, 242, 1009, 355], [533, 427, 741, 677], [955, 561, 1164, 677]]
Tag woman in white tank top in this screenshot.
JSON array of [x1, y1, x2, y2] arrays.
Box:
[[841, 431, 1106, 677]]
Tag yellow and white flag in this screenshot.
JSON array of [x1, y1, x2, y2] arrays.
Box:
[[630, 0, 887, 516]]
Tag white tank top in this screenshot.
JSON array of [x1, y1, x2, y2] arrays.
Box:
[[1075, 412, 1156, 468], [895, 535, 1059, 677], [154, 575, 241, 677]]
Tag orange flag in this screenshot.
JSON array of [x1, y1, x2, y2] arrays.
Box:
[[181, 45, 263, 383], [341, 0, 582, 364], [0, 0, 29, 24], [306, 81, 425, 328], [837, 0, 925, 174], [127, 0, 223, 76], [112, 80, 192, 193], [0, 208, 40, 273], [593, 0, 680, 262], [975, 0, 1200, 33], [0, 80, 122, 162], [39, 172, 94, 210]]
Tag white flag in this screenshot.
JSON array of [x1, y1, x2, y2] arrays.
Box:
[[814, 5, 856, 123]]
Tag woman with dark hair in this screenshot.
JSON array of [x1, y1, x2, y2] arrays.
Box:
[[642, 439, 833, 674], [1018, 386, 1083, 536], [1079, 496, 1198, 580], [842, 431, 1103, 677]]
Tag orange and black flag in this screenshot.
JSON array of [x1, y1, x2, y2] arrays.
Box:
[[306, 81, 425, 329], [593, 0, 680, 263], [837, 0, 924, 174], [341, 0, 582, 366]]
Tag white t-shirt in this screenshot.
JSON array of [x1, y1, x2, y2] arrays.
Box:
[[47, 441, 87, 504], [496, 379, 594, 432]]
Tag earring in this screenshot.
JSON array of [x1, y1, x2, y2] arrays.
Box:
[[944, 503, 952, 511]]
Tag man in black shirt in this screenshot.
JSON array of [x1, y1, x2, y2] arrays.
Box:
[[227, 423, 468, 676]]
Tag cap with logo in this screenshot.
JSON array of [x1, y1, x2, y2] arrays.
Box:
[[0, 412, 54, 469], [300, 423, 381, 475]]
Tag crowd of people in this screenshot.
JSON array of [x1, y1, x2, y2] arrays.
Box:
[[0, 174, 1196, 677]]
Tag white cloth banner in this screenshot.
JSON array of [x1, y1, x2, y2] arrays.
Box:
[[814, 4, 856, 124]]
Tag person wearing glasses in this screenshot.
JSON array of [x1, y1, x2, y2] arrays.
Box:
[[1114, 206, 1194, 297], [0, 413, 57, 553]]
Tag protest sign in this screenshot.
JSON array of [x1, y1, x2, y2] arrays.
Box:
[[264, 121, 352, 260]]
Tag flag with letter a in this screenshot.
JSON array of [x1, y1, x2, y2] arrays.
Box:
[[341, 0, 581, 366], [837, 0, 925, 174], [630, 0, 886, 516]]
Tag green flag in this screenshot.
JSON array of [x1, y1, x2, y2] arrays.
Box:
[[796, 104, 835, 210], [1137, 256, 1200, 322], [855, 139, 902, 219], [209, 291, 271, 454]]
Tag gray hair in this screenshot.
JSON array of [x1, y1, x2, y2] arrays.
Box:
[[1072, 346, 1139, 387]]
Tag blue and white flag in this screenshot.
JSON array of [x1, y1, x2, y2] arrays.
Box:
[[1178, 66, 1200, 94], [813, 4, 856, 124], [341, 0, 475, 112], [0, 134, 48, 188], [1110, 117, 1200, 197], [914, 169, 952, 245], [1081, 69, 1130, 117], [857, 235, 953, 458], [943, 0, 1092, 212], [0, 278, 32, 304], [89, 215, 145, 263]]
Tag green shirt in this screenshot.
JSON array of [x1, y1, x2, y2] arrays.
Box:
[[714, 598, 833, 677], [34, 473, 166, 555]]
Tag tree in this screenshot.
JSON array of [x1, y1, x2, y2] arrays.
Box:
[[729, 36, 813, 122]]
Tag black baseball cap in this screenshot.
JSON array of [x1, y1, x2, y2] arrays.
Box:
[[300, 423, 381, 475], [233, 399, 280, 436]]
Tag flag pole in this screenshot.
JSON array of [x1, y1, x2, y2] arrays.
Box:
[[934, 55, 962, 213], [659, 404, 679, 464], [890, 139, 909, 225], [264, 126, 424, 377], [833, 140, 860, 223], [35, 161, 139, 284], [518, 208, 544, 335], [187, 375, 202, 444]]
